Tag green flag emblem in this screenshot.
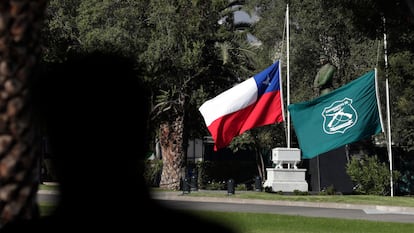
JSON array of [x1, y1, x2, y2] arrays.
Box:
[[288, 69, 384, 159]]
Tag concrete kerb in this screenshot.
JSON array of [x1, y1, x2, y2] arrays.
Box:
[[151, 190, 414, 215]]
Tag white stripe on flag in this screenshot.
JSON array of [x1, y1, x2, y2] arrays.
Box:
[[199, 78, 257, 126]]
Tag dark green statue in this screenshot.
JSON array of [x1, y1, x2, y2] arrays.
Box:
[[313, 55, 336, 96]]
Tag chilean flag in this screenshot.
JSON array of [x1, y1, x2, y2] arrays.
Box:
[[199, 61, 284, 151]]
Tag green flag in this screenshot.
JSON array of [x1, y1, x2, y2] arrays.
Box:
[[288, 69, 384, 159]]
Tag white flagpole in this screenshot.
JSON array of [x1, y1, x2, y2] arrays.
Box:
[[286, 4, 291, 148], [383, 16, 394, 197], [386, 78, 393, 197]]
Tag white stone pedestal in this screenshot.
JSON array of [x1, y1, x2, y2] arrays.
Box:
[[263, 168, 308, 192], [263, 147, 308, 192]]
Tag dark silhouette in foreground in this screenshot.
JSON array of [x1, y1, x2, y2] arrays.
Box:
[[1, 51, 236, 232]]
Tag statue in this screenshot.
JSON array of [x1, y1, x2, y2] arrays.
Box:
[[313, 55, 336, 96], [310, 55, 353, 194]]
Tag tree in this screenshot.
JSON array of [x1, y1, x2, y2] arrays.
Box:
[[0, 0, 48, 225], [144, 0, 259, 190], [143, 1, 213, 190], [248, 0, 414, 149], [247, 1, 414, 195], [41, 0, 259, 191], [42, 0, 149, 61], [41, 0, 80, 62], [389, 51, 414, 150], [38, 0, 414, 193], [229, 124, 286, 182], [77, 0, 149, 57]]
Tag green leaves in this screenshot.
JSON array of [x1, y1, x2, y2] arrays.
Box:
[[346, 155, 400, 195]]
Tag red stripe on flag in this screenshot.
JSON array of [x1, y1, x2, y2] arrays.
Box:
[[208, 91, 282, 151], [240, 91, 283, 133], [207, 105, 254, 151]]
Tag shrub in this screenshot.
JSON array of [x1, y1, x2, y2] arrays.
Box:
[[236, 183, 248, 191], [143, 158, 163, 187], [319, 185, 336, 195], [205, 180, 226, 190], [346, 155, 400, 195], [293, 189, 309, 195]]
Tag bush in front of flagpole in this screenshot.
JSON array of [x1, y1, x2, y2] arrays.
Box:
[[346, 155, 400, 195]]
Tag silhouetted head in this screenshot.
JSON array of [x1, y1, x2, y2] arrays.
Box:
[[9, 51, 238, 233], [33, 51, 150, 196]]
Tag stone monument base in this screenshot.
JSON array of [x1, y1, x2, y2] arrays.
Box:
[[263, 168, 308, 192], [263, 147, 308, 192]]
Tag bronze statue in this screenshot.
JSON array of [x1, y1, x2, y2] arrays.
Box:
[[313, 55, 336, 96]]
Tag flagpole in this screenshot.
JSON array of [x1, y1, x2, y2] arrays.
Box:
[[386, 76, 393, 197], [383, 16, 394, 197], [286, 3, 291, 148]]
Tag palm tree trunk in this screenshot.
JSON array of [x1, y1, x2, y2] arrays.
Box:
[[159, 116, 185, 190], [0, 0, 47, 225]]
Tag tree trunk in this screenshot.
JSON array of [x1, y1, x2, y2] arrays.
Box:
[[159, 116, 185, 190], [0, 0, 47, 225], [255, 150, 265, 182]]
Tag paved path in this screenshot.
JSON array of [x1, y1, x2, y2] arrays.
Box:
[[152, 191, 414, 224]]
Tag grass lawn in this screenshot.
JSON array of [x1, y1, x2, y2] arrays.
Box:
[[160, 189, 414, 208], [193, 210, 414, 233], [38, 203, 414, 233], [39, 203, 57, 216], [38, 185, 414, 232]]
